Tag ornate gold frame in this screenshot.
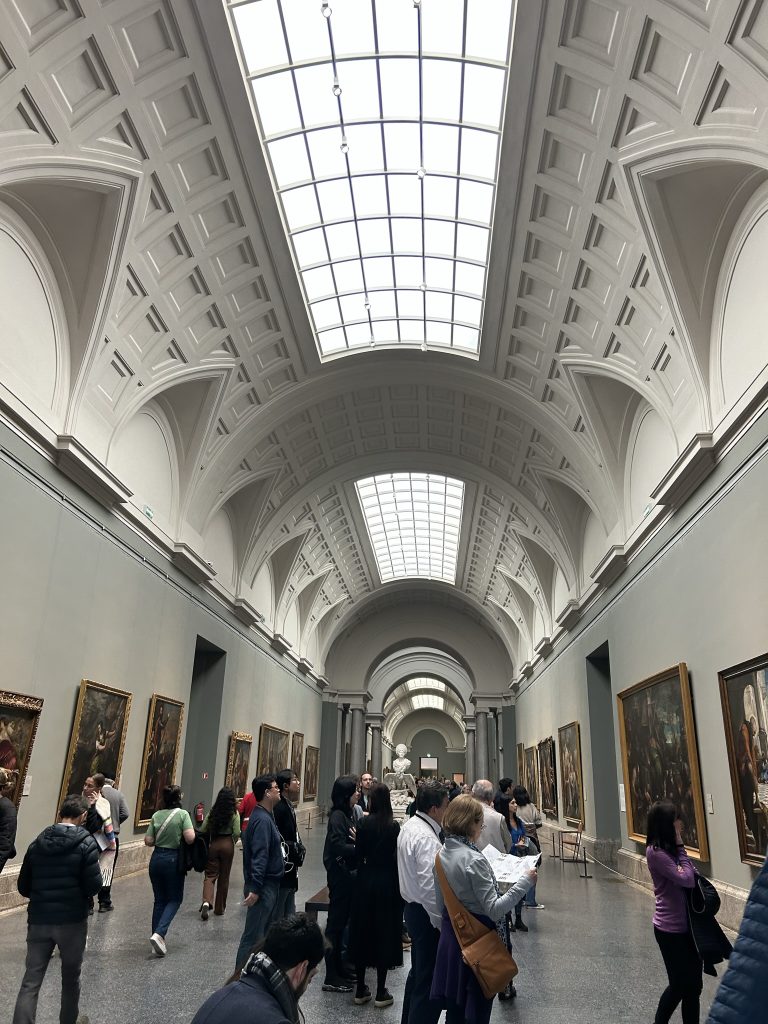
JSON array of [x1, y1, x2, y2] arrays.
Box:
[[617, 663, 709, 861], [290, 731, 304, 782], [225, 730, 253, 795], [538, 735, 558, 819], [58, 679, 132, 814], [558, 720, 585, 828], [0, 689, 44, 807], [135, 693, 185, 828], [256, 723, 290, 776], [303, 744, 320, 801]]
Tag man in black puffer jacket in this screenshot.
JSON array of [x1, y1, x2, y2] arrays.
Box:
[[705, 853, 768, 1024], [12, 793, 103, 1024]]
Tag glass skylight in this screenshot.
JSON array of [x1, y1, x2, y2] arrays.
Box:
[[228, 0, 515, 357], [406, 677, 446, 692], [355, 472, 464, 583]]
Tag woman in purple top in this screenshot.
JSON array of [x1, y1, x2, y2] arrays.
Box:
[[646, 800, 702, 1024]]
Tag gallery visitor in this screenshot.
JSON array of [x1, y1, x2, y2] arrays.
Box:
[[235, 774, 284, 970], [508, 794, 535, 933], [432, 795, 537, 1022], [144, 783, 196, 957], [512, 785, 545, 910], [273, 769, 304, 920], [199, 786, 240, 920], [82, 773, 116, 915], [348, 783, 402, 1007], [99, 776, 130, 910], [646, 799, 702, 1024], [473, 779, 512, 855], [0, 766, 18, 875], [321, 774, 359, 993]]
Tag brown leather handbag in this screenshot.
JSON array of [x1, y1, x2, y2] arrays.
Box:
[[434, 853, 518, 999]]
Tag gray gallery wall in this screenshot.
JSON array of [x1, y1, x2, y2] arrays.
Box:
[[409, 729, 465, 778], [0, 434, 323, 856], [514, 415, 768, 893]]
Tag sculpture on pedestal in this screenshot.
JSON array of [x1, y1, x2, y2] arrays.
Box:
[[384, 744, 416, 819]]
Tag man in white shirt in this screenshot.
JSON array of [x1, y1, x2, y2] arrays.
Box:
[[397, 780, 449, 1024], [472, 779, 512, 855]]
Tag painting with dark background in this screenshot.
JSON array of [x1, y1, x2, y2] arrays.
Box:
[[720, 654, 768, 866], [225, 731, 252, 799], [618, 664, 708, 860], [304, 745, 319, 801], [516, 742, 525, 785], [524, 745, 539, 806], [0, 689, 43, 807], [257, 723, 290, 776], [291, 732, 304, 783], [136, 694, 184, 827], [59, 680, 132, 812], [538, 735, 558, 818], [558, 721, 585, 827]]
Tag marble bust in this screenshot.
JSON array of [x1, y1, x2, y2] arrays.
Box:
[[392, 743, 412, 776], [385, 743, 415, 794]]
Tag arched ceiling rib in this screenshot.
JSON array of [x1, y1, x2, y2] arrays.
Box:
[[1, 0, 767, 686]]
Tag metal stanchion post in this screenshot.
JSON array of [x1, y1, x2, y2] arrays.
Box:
[[306, 811, 312, 830], [578, 846, 592, 880]]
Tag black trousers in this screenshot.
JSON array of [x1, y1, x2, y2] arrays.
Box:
[[401, 902, 441, 1024], [654, 926, 703, 1024], [325, 877, 353, 979]]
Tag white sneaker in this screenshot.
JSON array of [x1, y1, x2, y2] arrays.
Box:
[[528, 903, 545, 910], [150, 933, 167, 956]]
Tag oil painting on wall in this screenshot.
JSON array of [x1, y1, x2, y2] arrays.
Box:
[[291, 732, 304, 783], [617, 664, 708, 860], [304, 745, 319, 801], [719, 654, 768, 866], [0, 690, 44, 807], [225, 731, 252, 800], [59, 680, 132, 812], [136, 695, 185, 828], [524, 746, 539, 806], [558, 721, 585, 827], [257, 723, 290, 776], [538, 736, 558, 819], [516, 742, 525, 785]]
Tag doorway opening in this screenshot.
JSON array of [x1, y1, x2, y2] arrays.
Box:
[[180, 636, 226, 818], [585, 641, 621, 842]]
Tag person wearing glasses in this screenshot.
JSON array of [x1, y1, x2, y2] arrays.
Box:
[[235, 775, 284, 971]]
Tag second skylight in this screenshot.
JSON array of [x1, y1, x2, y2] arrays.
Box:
[[229, 0, 515, 357]]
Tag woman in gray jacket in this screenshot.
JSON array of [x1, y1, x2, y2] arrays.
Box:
[[431, 795, 537, 1023]]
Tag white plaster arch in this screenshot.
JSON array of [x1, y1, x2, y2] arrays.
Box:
[[367, 649, 473, 717], [393, 710, 465, 751], [108, 400, 179, 533]]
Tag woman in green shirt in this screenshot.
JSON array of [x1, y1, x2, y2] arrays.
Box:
[[144, 784, 195, 957], [199, 786, 240, 920]]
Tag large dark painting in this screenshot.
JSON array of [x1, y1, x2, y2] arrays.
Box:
[[256, 723, 290, 776], [0, 690, 44, 807], [136, 694, 184, 828], [524, 746, 539, 806], [291, 732, 304, 784], [618, 664, 708, 860], [558, 721, 585, 827], [719, 654, 768, 866], [538, 736, 558, 819], [225, 731, 252, 800], [516, 742, 525, 785], [304, 745, 319, 801], [59, 680, 132, 813]]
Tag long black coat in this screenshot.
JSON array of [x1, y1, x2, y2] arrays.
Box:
[[706, 855, 768, 1024], [686, 875, 732, 975], [273, 796, 299, 893], [348, 816, 403, 969]]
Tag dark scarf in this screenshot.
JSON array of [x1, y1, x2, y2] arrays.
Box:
[[241, 952, 300, 1023]]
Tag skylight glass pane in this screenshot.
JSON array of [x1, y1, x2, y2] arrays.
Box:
[[355, 472, 465, 584], [228, 0, 515, 357]]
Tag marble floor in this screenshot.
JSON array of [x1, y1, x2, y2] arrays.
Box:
[[0, 827, 724, 1023]]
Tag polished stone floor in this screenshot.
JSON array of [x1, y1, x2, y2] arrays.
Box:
[[0, 827, 724, 1023]]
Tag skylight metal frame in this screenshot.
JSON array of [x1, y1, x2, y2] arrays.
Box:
[[355, 471, 465, 584], [227, 0, 515, 357]]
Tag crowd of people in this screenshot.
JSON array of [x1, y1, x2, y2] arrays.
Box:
[[2, 761, 768, 1024]]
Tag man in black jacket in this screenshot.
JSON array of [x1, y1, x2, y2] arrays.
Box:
[[273, 769, 302, 920], [0, 767, 18, 874], [12, 793, 103, 1024]]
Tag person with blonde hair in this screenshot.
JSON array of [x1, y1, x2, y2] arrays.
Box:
[[431, 794, 537, 1023]]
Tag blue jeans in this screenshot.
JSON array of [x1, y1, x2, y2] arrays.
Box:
[[524, 881, 538, 907], [401, 902, 442, 1024], [149, 848, 185, 937], [236, 880, 279, 969]]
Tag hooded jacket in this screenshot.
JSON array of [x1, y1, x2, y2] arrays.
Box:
[[17, 823, 102, 924], [706, 855, 768, 1024]]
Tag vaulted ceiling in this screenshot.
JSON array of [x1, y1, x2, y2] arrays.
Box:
[[1, 0, 767, 693]]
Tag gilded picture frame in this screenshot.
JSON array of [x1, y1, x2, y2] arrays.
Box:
[[558, 721, 585, 827], [304, 744, 319, 801], [617, 664, 709, 861], [135, 694, 185, 828], [225, 731, 252, 800], [538, 735, 558, 819], [719, 653, 768, 866], [58, 680, 132, 814], [516, 742, 525, 784], [256, 723, 290, 777], [524, 745, 539, 806], [290, 731, 304, 784], [0, 689, 44, 807]]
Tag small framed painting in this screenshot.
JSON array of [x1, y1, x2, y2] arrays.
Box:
[[0, 689, 44, 807], [304, 745, 319, 801], [558, 721, 585, 828], [538, 736, 558, 819], [290, 732, 304, 783], [524, 746, 539, 805], [225, 731, 252, 800]]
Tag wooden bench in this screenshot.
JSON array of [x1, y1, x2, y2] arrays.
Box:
[[304, 885, 329, 922]]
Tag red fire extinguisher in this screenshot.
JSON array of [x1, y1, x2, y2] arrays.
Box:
[[194, 801, 205, 825]]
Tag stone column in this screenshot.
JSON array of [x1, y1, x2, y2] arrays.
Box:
[[475, 710, 489, 781], [341, 705, 351, 774], [349, 707, 366, 776], [488, 711, 498, 783], [367, 714, 384, 781], [463, 716, 476, 785]]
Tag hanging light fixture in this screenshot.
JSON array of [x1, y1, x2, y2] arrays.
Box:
[[321, 2, 332, 18], [332, 75, 342, 97], [340, 133, 349, 154]]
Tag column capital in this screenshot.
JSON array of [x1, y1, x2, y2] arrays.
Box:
[[366, 712, 385, 728], [335, 690, 371, 711], [462, 715, 476, 732], [471, 693, 510, 712]]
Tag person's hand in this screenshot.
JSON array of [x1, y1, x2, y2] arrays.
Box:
[[85, 791, 97, 806], [516, 838, 528, 847], [674, 818, 684, 844], [348, 826, 357, 841], [525, 868, 538, 884], [242, 892, 259, 907]]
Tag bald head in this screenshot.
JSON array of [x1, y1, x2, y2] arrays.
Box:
[[472, 779, 494, 804]]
